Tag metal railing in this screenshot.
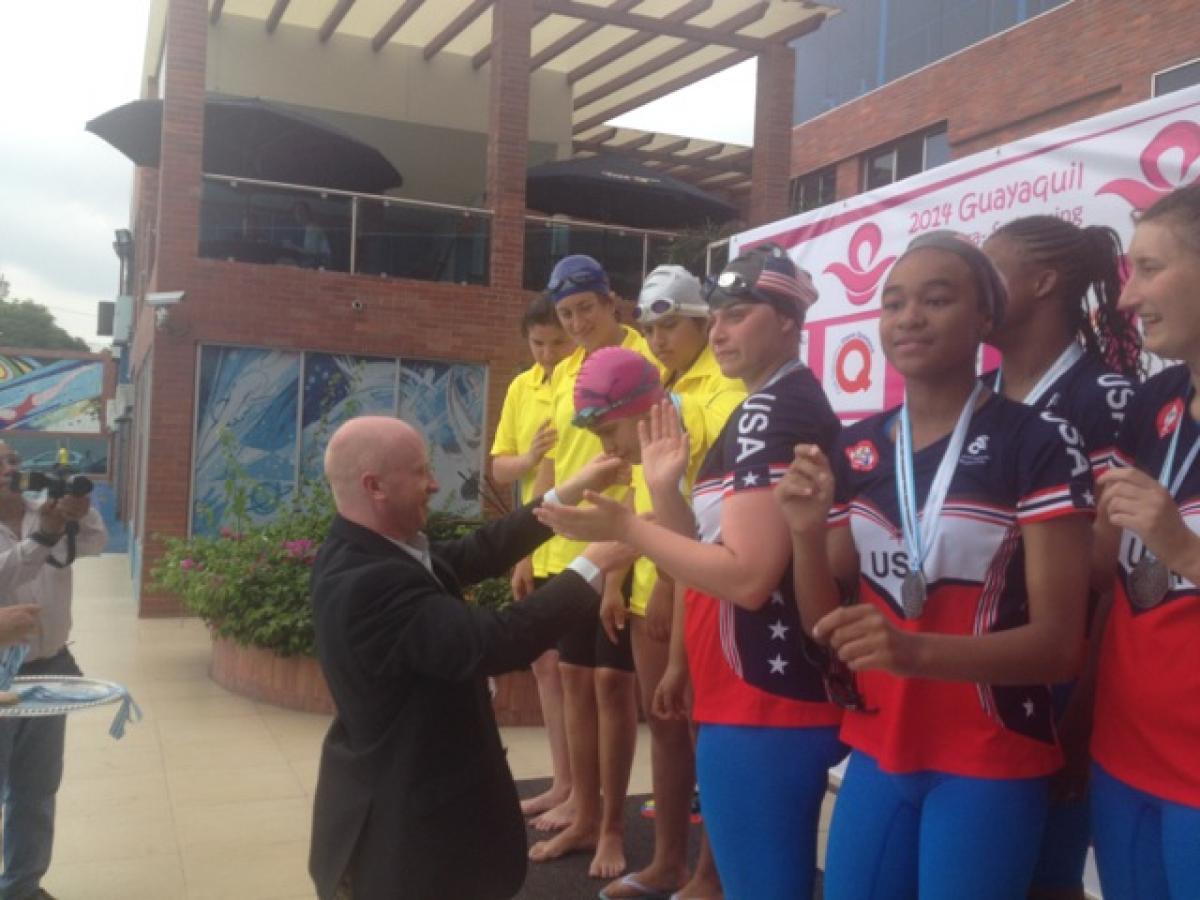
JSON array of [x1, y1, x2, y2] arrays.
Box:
[[200, 174, 492, 285], [200, 173, 685, 294], [523, 214, 678, 299]]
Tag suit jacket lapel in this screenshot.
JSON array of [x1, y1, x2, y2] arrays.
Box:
[[329, 516, 464, 599]]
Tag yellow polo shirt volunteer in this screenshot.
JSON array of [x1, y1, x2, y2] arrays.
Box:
[[543, 326, 664, 575], [670, 343, 746, 448], [490, 363, 554, 578], [628, 392, 710, 616]]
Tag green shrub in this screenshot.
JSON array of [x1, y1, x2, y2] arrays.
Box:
[[151, 478, 513, 658]]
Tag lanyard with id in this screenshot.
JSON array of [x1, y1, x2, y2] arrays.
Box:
[[993, 342, 1084, 406], [894, 382, 985, 619], [1128, 389, 1200, 610]]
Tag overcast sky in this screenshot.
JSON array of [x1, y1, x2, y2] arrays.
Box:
[[0, 2, 754, 347]]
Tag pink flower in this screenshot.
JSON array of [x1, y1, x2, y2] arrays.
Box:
[[283, 539, 315, 559], [180, 558, 197, 571]]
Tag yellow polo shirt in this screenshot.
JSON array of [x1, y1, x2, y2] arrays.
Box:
[[669, 344, 746, 448], [543, 326, 664, 575], [490, 363, 554, 577]]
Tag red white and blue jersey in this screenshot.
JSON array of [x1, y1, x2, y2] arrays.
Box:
[[984, 354, 1134, 476], [1093, 365, 1200, 808], [829, 394, 1094, 778], [685, 365, 843, 728]]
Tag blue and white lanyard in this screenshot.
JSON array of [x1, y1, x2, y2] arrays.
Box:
[[1159, 389, 1200, 499], [894, 382, 984, 578], [993, 342, 1084, 405]]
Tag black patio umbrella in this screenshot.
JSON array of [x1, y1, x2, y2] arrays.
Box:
[[526, 154, 738, 230], [86, 95, 403, 194]]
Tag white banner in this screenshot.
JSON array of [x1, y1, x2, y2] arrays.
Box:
[[732, 85, 1200, 420]]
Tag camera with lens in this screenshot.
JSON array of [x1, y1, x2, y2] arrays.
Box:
[[9, 471, 94, 500]]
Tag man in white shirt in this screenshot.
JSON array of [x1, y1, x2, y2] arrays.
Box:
[[0, 443, 107, 900]]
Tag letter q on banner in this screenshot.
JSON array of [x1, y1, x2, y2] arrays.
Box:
[[823, 321, 885, 412]]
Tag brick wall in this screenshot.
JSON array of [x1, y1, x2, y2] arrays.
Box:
[[789, 0, 1200, 193], [132, 0, 537, 615], [133, 258, 532, 615]]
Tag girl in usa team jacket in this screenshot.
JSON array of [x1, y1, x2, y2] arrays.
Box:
[[1091, 184, 1200, 900], [982, 214, 1140, 900], [777, 232, 1094, 900]]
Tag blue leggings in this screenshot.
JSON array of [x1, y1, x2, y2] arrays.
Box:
[[695, 723, 845, 900], [824, 750, 1049, 900], [1091, 762, 1200, 900]]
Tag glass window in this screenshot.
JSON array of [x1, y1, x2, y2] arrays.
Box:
[[1154, 58, 1200, 97], [789, 166, 838, 214], [862, 124, 949, 189], [794, 0, 1071, 126], [865, 149, 897, 190], [896, 135, 925, 180], [923, 127, 951, 170]]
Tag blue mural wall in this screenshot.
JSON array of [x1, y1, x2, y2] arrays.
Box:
[[399, 360, 487, 512], [299, 354, 398, 481], [192, 346, 300, 534], [192, 345, 485, 536], [0, 355, 105, 432]]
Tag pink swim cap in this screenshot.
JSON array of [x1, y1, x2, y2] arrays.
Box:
[[573, 347, 663, 429]]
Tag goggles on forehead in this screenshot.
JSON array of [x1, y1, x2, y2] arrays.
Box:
[[704, 270, 778, 310], [571, 379, 658, 430], [632, 296, 707, 323], [548, 270, 608, 298]]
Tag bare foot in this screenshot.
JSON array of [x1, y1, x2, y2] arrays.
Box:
[[600, 865, 687, 898], [532, 797, 576, 832], [528, 822, 597, 863], [520, 784, 569, 818], [587, 831, 627, 879]]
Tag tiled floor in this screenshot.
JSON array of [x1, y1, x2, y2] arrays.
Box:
[[37, 554, 660, 900]]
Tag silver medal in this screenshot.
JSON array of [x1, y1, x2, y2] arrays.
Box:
[[1128, 554, 1171, 610], [901, 570, 927, 619]]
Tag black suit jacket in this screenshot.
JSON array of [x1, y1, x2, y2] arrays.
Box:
[[308, 502, 598, 900]]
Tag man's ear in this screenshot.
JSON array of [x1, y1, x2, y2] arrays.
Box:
[[361, 472, 381, 499]]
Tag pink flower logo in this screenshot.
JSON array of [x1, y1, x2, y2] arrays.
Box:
[[823, 223, 897, 306], [1096, 120, 1200, 211]]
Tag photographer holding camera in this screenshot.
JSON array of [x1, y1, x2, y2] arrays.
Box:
[[0, 442, 106, 900]]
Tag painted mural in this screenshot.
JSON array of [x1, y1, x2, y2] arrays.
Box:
[[192, 346, 301, 535], [0, 355, 104, 433], [192, 345, 485, 536], [299, 354, 398, 481], [399, 360, 486, 513]]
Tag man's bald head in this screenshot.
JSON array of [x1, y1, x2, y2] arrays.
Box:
[[325, 417, 418, 507], [324, 417, 437, 539]]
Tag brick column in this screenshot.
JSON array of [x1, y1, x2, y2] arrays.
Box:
[[154, 0, 207, 289], [486, 0, 533, 291], [749, 44, 796, 227], [138, 0, 208, 616]]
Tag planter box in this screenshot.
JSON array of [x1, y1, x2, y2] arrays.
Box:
[[491, 668, 544, 727], [210, 635, 335, 715], [210, 635, 545, 726]]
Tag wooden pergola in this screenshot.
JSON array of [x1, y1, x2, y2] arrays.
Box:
[[202, 0, 835, 198]]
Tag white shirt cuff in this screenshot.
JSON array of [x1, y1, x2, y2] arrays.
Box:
[[566, 555, 604, 593]]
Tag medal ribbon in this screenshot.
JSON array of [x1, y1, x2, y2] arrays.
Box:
[[1159, 388, 1200, 499], [895, 382, 984, 580], [993, 342, 1084, 405]]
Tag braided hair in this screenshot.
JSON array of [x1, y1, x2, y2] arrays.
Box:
[[993, 215, 1143, 379]]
